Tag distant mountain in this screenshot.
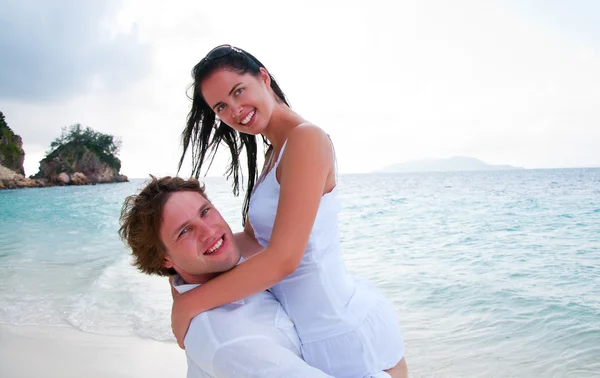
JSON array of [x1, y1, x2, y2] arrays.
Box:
[[381, 156, 524, 173]]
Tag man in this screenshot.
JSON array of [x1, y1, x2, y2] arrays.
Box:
[[119, 176, 332, 378]]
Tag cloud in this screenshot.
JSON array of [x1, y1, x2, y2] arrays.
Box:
[[0, 0, 151, 102], [335, 0, 600, 171], [2, 0, 600, 178]]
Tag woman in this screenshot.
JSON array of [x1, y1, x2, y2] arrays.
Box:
[[173, 44, 407, 378]]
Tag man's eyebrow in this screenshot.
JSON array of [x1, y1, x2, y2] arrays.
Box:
[[211, 82, 243, 110], [172, 218, 190, 239], [171, 203, 209, 239]]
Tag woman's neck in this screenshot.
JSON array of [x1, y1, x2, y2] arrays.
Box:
[[263, 103, 306, 150]]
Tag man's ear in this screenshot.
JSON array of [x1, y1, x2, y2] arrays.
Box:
[[163, 255, 174, 269]]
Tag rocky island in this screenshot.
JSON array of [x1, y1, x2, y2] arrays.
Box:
[[0, 114, 127, 190]]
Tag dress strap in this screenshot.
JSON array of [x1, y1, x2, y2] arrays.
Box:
[[274, 139, 288, 166], [275, 134, 337, 178], [253, 147, 276, 194]]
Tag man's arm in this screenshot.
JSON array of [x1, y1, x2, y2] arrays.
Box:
[[209, 336, 333, 378]]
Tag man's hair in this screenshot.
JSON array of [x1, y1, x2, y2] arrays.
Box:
[[119, 175, 208, 276]]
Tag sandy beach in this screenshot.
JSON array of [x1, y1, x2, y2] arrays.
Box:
[[0, 324, 187, 378]]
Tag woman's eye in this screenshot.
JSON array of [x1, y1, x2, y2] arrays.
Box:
[[217, 104, 225, 112], [234, 88, 243, 96]]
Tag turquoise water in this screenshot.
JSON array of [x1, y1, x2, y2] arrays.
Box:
[[1, 169, 599, 377]]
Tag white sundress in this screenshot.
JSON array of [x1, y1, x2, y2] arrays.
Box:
[[248, 139, 405, 378]]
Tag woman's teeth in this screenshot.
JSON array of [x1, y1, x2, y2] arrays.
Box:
[[240, 110, 255, 125]]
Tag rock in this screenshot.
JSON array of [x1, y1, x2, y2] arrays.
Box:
[[0, 164, 18, 180], [0, 163, 50, 190], [57, 172, 70, 185], [71, 172, 88, 185], [15, 178, 41, 188], [2, 179, 17, 189], [36, 145, 127, 185], [114, 174, 128, 183]]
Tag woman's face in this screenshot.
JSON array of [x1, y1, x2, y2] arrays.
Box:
[[200, 67, 274, 135]]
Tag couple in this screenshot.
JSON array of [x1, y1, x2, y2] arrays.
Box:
[[119, 45, 408, 377]]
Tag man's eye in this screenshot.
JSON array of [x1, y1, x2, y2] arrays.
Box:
[[178, 228, 189, 238], [201, 208, 210, 217]]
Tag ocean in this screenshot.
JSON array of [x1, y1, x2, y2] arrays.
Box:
[[1, 169, 599, 377]]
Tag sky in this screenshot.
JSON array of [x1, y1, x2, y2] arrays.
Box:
[[1, 0, 599, 178]]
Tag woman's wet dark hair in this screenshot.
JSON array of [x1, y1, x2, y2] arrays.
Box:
[[178, 46, 290, 225]]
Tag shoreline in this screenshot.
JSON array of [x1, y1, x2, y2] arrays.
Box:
[[0, 324, 187, 378], [0, 178, 129, 190], [0, 163, 128, 190]]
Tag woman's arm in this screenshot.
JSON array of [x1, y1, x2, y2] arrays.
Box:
[[171, 125, 334, 347]]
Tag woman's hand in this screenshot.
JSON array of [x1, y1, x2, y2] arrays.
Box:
[[171, 294, 191, 349]]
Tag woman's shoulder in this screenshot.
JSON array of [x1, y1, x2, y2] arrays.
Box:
[[279, 123, 334, 177], [286, 123, 331, 149], [291, 122, 328, 137]]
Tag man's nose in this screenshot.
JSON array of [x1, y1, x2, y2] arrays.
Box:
[[193, 219, 214, 242]]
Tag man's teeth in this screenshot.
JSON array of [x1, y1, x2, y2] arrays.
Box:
[[240, 110, 255, 125], [205, 237, 223, 255]]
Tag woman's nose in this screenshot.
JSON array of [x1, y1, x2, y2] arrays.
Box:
[[230, 103, 243, 120]]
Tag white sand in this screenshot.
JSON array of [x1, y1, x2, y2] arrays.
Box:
[[0, 324, 187, 378]]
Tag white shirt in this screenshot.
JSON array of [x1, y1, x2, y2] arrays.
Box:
[[173, 275, 332, 378]]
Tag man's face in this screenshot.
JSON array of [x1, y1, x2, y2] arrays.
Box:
[[159, 191, 240, 283]]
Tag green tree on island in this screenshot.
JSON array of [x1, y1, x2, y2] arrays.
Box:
[[0, 111, 8, 130], [46, 124, 122, 171], [0, 110, 26, 175]]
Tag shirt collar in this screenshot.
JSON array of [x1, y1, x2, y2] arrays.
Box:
[[171, 259, 246, 305]]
